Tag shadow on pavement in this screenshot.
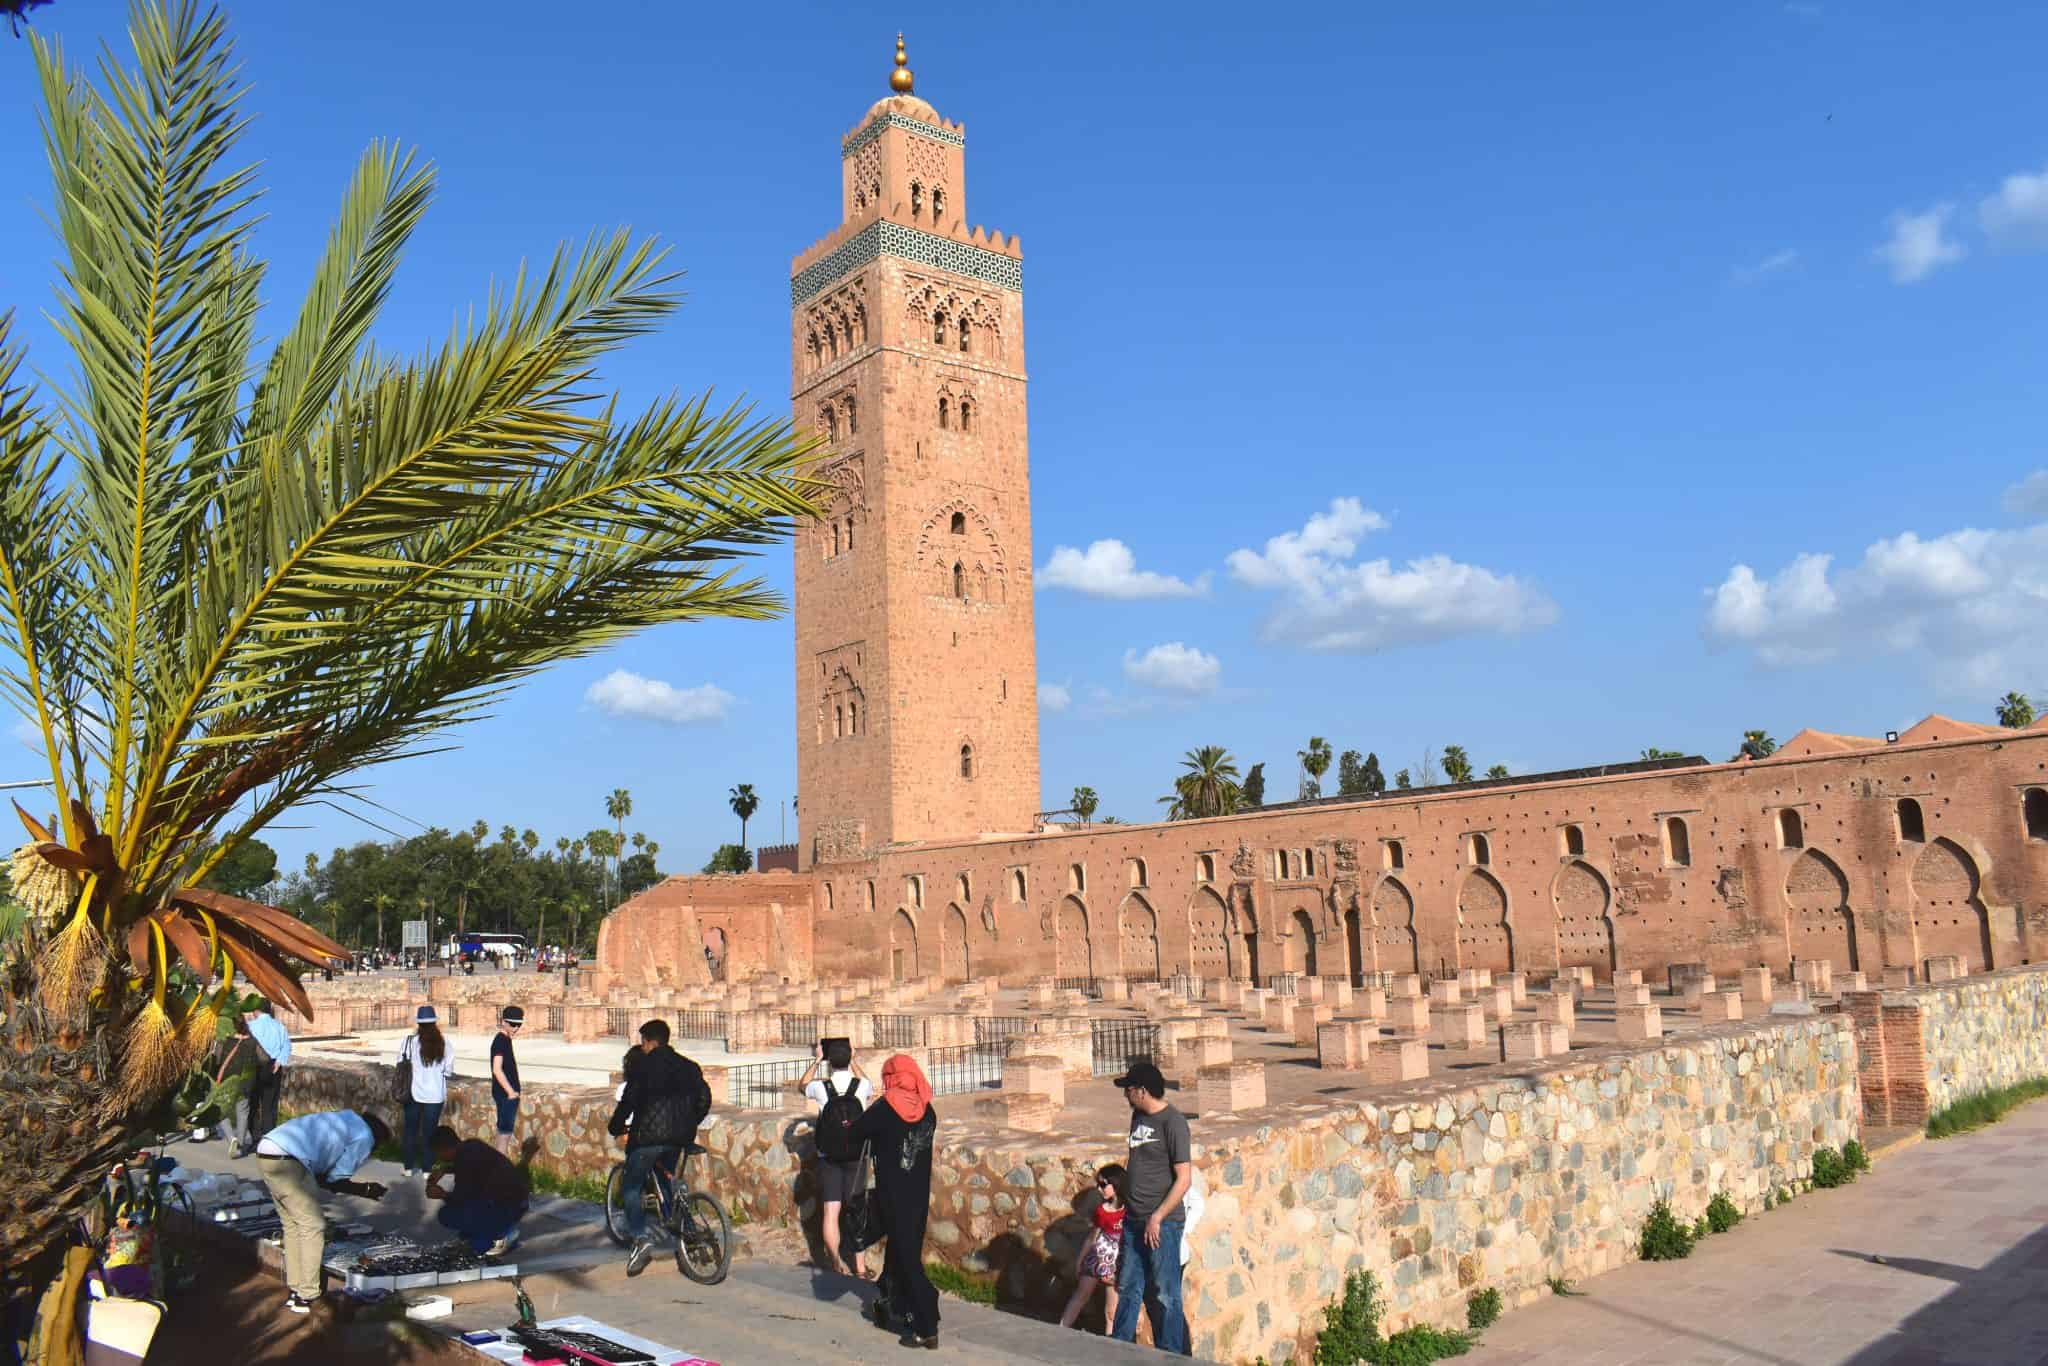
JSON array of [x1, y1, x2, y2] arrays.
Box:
[[1844, 1225, 2048, 1365]]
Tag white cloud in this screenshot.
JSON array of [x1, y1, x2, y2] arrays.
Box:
[[1121, 642, 1221, 695], [1227, 498, 1558, 651], [584, 669, 733, 725], [1037, 540, 1208, 600], [1730, 248, 1799, 285], [2005, 470, 2048, 520], [1980, 163, 2048, 248], [1039, 680, 1072, 712], [1703, 513, 2048, 689], [1873, 204, 1965, 284]]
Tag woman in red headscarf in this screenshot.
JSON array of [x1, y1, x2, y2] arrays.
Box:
[[851, 1053, 940, 1348]]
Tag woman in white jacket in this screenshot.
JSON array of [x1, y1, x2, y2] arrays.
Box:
[[399, 1005, 456, 1176]]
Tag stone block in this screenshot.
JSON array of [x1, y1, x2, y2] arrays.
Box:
[[1456, 968, 1481, 992], [1499, 1020, 1543, 1063], [1614, 1004, 1663, 1041], [1291, 1002, 1336, 1046], [1392, 974, 1423, 999], [1837, 971, 1867, 993], [1263, 996, 1298, 1034], [1298, 976, 1326, 1003], [1501, 972, 1529, 1006], [1739, 967, 1773, 1010], [1571, 965, 1595, 991], [1368, 1038, 1429, 1084], [1923, 955, 1964, 983], [1617, 983, 1651, 1008], [1681, 976, 1716, 1006], [1429, 977, 1462, 1006], [564, 1003, 608, 1044], [1882, 966, 1915, 989], [1002, 1054, 1066, 1109], [1540, 1021, 1572, 1057], [1667, 962, 1709, 994], [1482, 985, 1515, 1021], [1348, 988, 1388, 1021], [1699, 990, 1743, 1022], [1324, 979, 1353, 1010], [1196, 1060, 1267, 1113], [1438, 1002, 1488, 1049], [1212, 979, 1243, 1008], [1177, 1034, 1233, 1079], [1240, 988, 1270, 1020], [823, 1011, 875, 1048], [1098, 977, 1129, 1003], [1198, 1015, 1229, 1040], [1315, 1021, 1371, 1070], [1613, 968, 1642, 990], [1384, 996, 1430, 1036], [973, 1092, 1057, 1133], [728, 1010, 777, 1052], [1535, 991, 1575, 1029], [1158, 1014, 1208, 1054], [1027, 983, 1057, 1008]]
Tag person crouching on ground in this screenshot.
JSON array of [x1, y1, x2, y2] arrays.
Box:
[[1110, 1061, 1192, 1355], [801, 1037, 875, 1278], [853, 1053, 941, 1350], [255, 1109, 391, 1314], [608, 1018, 713, 1277], [1059, 1163, 1128, 1332], [425, 1123, 529, 1257]]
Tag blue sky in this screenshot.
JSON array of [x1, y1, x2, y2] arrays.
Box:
[[3, 2, 2046, 871]]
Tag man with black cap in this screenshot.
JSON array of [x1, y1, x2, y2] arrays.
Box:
[[1109, 1060, 1192, 1354], [491, 1006, 524, 1157]]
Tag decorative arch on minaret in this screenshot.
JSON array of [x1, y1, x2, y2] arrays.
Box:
[[915, 498, 1007, 603]]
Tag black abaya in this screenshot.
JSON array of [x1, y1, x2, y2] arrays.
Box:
[[852, 1099, 940, 1337]]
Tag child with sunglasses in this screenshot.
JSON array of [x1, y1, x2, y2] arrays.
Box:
[[1058, 1164, 1128, 1331]]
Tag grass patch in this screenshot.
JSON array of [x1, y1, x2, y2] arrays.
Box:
[[926, 1261, 997, 1305], [1545, 1276, 1581, 1297], [1926, 1078, 2048, 1138], [526, 1165, 608, 1205], [1465, 1288, 1501, 1331]]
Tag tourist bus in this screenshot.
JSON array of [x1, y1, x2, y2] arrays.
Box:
[[441, 931, 525, 965]]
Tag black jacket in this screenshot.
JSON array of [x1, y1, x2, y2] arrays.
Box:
[[607, 1044, 712, 1151]]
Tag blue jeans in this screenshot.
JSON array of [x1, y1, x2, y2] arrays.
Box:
[[620, 1145, 678, 1242], [1110, 1212, 1188, 1354], [402, 1099, 443, 1173], [437, 1197, 524, 1253]]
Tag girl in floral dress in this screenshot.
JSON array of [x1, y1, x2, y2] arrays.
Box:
[[1059, 1164, 1128, 1332]]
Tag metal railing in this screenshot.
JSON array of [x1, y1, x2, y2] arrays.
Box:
[[871, 1014, 919, 1049], [779, 1013, 821, 1047], [925, 1043, 1004, 1097], [1052, 976, 1101, 997], [973, 1016, 1032, 1048], [349, 1001, 413, 1032], [724, 1057, 812, 1109], [603, 1007, 634, 1037], [545, 1005, 565, 1033], [676, 1010, 732, 1044], [1090, 1019, 1161, 1076], [1262, 973, 1301, 997]]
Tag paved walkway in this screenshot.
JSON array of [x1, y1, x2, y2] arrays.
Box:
[[1465, 1102, 2048, 1366]]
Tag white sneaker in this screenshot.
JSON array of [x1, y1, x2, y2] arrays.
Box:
[[486, 1232, 520, 1258], [626, 1240, 654, 1277]]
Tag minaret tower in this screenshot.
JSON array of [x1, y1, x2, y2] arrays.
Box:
[[791, 38, 1039, 868]]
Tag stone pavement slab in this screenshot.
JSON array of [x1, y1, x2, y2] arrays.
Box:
[[1462, 1101, 2048, 1366]]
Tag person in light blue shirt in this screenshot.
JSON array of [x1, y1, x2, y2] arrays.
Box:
[[239, 1003, 292, 1153], [256, 1109, 392, 1312]]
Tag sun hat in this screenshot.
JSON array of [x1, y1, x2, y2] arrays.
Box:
[[415, 1005, 437, 1024], [501, 1005, 525, 1025]]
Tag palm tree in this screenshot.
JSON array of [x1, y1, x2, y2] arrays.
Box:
[[1441, 745, 1473, 783], [1484, 763, 1510, 780], [1297, 736, 1333, 800], [728, 783, 759, 851], [1732, 730, 1778, 761], [1161, 746, 1243, 820], [1997, 692, 2035, 729], [0, 4, 818, 1318], [606, 788, 632, 906], [1070, 786, 1099, 823], [372, 891, 394, 950]]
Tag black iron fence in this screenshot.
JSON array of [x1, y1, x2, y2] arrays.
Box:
[[779, 1013, 821, 1048], [350, 1001, 412, 1032], [724, 1057, 812, 1109], [1261, 973, 1301, 996], [676, 1010, 732, 1044], [973, 1016, 1032, 1048], [1052, 976, 1101, 997], [871, 1014, 920, 1049], [544, 1005, 565, 1033], [1090, 1019, 1161, 1076], [925, 1043, 1004, 1097], [603, 1007, 634, 1037]]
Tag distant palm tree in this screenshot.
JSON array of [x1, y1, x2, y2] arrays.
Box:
[[1442, 745, 1473, 783], [1162, 746, 1243, 820], [1298, 736, 1333, 800], [1484, 763, 1510, 780], [1070, 786, 1099, 823], [1997, 692, 2035, 729], [373, 892, 394, 950], [729, 783, 760, 851], [1732, 730, 1778, 761], [522, 829, 539, 853], [605, 788, 633, 905]]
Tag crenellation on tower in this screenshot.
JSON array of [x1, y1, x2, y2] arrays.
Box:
[[792, 39, 1040, 870]]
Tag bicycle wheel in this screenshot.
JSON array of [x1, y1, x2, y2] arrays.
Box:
[[672, 1191, 731, 1284], [601, 1164, 631, 1246]]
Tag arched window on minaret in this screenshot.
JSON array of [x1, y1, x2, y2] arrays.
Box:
[[844, 396, 858, 436], [910, 181, 923, 218], [937, 397, 950, 430], [805, 331, 820, 370], [958, 317, 970, 353], [848, 699, 859, 734], [932, 186, 946, 223], [834, 703, 844, 739], [949, 512, 965, 535], [871, 179, 881, 204], [958, 399, 973, 433], [953, 562, 965, 599], [932, 311, 947, 345], [824, 407, 838, 443], [854, 304, 867, 345], [831, 521, 841, 556], [844, 517, 854, 550], [960, 743, 974, 779]]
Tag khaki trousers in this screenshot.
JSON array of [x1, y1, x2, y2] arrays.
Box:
[[260, 1156, 328, 1299]]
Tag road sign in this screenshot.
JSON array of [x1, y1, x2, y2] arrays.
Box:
[[401, 919, 428, 950]]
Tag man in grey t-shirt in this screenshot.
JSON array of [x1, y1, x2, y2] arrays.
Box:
[[1110, 1061, 1192, 1354]]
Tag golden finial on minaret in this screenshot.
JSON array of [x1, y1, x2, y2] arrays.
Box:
[[890, 33, 915, 94]]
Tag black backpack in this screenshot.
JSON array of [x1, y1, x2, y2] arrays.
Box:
[[816, 1075, 863, 1164]]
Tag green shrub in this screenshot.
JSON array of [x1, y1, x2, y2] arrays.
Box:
[[1810, 1147, 1852, 1189], [1375, 1326, 1474, 1364], [1465, 1288, 1501, 1331], [1315, 1270, 1382, 1366], [1692, 1215, 1709, 1239], [1545, 1276, 1580, 1296], [525, 1166, 608, 1205], [1843, 1140, 1870, 1174], [1705, 1192, 1742, 1234], [1639, 1199, 1695, 1261], [1926, 1077, 2048, 1138], [925, 1261, 997, 1304]]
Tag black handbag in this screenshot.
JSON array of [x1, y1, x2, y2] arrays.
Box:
[[838, 1145, 883, 1253], [392, 1039, 413, 1105]]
